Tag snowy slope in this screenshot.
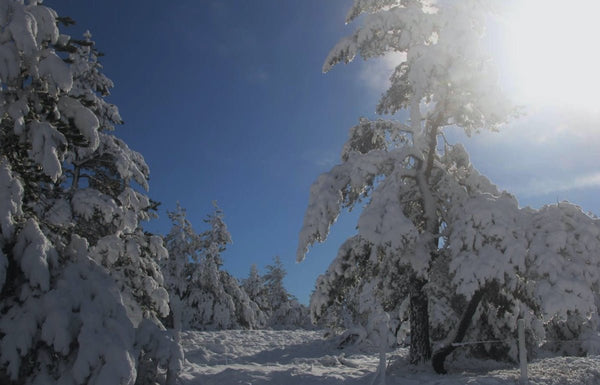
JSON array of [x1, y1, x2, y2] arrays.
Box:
[[179, 329, 600, 384]]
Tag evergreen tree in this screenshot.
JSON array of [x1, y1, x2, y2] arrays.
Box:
[[263, 256, 309, 329], [242, 264, 269, 326], [160, 201, 201, 378], [263, 256, 289, 313], [311, 236, 409, 346], [0, 2, 180, 383], [163, 203, 265, 331], [299, 0, 600, 372], [162, 203, 201, 320], [243, 264, 266, 306], [199, 201, 231, 268], [298, 0, 511, 364]]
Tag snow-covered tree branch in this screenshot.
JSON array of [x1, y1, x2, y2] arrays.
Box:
[[0, 2, 180, 383], [298, 0, 600, 373]]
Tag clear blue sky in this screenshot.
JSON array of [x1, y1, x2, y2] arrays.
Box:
[[47, 0, 600, 305]]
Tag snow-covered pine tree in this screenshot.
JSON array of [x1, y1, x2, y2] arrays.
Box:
[[199, 201, 231, 268], [525, 204, 600, 356], [187, 202, 234, 329], [263, 256, 288, 317], [310, 235, 410, 346], [66, 33, 181, 385], [262, 256, 309, 329], [242, 264, 269, 326], [300, 0, 600, 371], [445, 199, 600, 363], [0, 2, 180, 383], [220, 270, 267, 329], [166, 202, 265, 330], [243, 264, 266, 306], [298, 0, 512, 364], [160, 201, 201, 369]]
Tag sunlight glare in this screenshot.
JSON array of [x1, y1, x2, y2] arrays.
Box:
[[502, 0, 600, 112]]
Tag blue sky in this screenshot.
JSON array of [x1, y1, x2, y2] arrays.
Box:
[[47, 0, 600, 304]]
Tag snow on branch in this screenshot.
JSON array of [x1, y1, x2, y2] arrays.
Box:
[[324, 5, 433, 73], [28, 121, 67, 182], [297, 140, 417, 262], [0, 158, 23, 240], [13, 219, 56, 292], [345, 0, 407, 23]]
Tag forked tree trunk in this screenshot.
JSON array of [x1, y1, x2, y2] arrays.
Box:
[[431, 283, 498, 374], [409, 274, 431, 364]]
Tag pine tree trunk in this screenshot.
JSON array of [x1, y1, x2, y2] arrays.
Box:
[[431, 287, 484, 373], [165, 322, 181, 385], [431, 282, 500, 374], [407, 124, 440, 365], [409, 274, 431, 364]]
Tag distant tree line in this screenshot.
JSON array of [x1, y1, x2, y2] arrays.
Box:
[[2, 1, 600, 384], [161, 202, 310, 335]]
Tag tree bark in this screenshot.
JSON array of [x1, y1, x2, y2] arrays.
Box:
[[409, 274, 431, 364], [71, 165, 80, 190], [407, 124, 440, 365]]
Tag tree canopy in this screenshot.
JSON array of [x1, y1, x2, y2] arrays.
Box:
[[298, 0, 600, 372], [0, 2, 180, 383]]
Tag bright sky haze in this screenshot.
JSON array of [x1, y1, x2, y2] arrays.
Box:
[[501, 0, 600, 111], [47, 0, 600, 305]]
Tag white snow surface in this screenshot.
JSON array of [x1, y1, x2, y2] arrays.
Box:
[[179, 329, 600, 384]]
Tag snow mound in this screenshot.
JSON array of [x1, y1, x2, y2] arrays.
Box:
[[180, 329, 600, 385]]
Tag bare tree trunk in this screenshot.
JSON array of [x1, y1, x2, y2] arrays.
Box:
[[409, 274, 431, 364], [71, 165, 80, 190], [432, 287, 485, 373], [407, 123, 441, 364], [432, 281, 503, 374]]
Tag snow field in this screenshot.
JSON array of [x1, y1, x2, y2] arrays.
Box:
[[179, 329, 600, 385], [180, 329, 378, 384]]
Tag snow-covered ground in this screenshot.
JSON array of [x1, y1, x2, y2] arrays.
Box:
[[179, 329, 600, 384]]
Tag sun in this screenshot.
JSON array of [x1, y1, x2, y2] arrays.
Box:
[[499, 0, 600, 112]]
